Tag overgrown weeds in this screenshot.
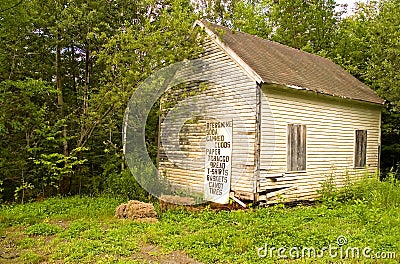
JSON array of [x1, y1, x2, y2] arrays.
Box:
[[319, 170, 400, 210]]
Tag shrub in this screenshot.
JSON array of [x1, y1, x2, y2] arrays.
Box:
[[318, 175, 338, 208], [103, 170, 151, 202]]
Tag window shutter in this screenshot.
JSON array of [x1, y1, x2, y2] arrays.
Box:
[[355, 130, 367, 168], [287, 124, 306, 171]]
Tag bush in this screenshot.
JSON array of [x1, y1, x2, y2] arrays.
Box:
[[318, 175, 338, 207], [103, 170, 152, 202]]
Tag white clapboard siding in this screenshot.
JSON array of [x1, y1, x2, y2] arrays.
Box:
[[158, 37, 257, 200], [258, 85, 381, 202]]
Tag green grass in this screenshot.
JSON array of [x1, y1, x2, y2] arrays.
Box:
[[25, 223, 63, 236], [0, 177, 399, 263], [0, 196, 124, 227]]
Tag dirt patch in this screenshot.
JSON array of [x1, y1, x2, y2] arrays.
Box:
[[159, 195, 196, 206], [48, 219, 71, 229], [158, 195, 250, 212], [158, 195, 201, 212], [0, 226, 54, 263], [132, 244, 202, 264], [0, 227, 23, 262], [115, 200, 157, 221]]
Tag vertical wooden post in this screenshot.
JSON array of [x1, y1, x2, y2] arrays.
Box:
[[254, 82, 262, 201]]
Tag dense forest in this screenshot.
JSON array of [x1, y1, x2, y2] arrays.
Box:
[[1, 0, 399, 202]]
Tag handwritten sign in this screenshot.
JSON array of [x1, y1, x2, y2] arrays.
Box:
[[204, 120, 233, 204]]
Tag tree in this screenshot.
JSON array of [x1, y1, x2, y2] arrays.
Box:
[[0, 0, 202, 200], [268, 0, 342, 53], [331, 0, 400, 175], [230, 0, 271, 37], [0, 80, 56, 199]]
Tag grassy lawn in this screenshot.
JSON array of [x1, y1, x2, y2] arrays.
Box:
[[0, 177, 399, 263]]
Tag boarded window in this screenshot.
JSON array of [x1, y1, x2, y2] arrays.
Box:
[[355, 130, 367, 168], [287, 124, 306, 171]]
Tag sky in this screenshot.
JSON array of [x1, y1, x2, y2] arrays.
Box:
[[337, 0, 364, 5], [336, 0, 366, 14]]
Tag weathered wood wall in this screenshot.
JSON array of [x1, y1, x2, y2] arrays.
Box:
[[158, 37, 257, 200], [258, 84, 381, 203]]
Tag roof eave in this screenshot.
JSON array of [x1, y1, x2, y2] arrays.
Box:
[[262, 82, 386, 107]]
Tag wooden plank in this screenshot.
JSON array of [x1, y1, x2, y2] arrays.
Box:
[[355, 130, 367, 168], [266, 186, 298, 199]]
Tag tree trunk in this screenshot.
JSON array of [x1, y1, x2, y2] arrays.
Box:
[[84, 44, 90, 115], [56, 28, 70, 193], [56, 34, 68, 157]]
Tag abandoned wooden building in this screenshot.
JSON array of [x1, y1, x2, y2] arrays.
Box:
[[157, 20, 385, 204]]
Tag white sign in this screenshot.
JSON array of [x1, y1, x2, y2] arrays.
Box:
[[204, 120, 233, 204]]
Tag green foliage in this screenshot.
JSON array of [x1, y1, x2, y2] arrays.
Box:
[[145, 101, 161, 165], [1, 0, 399, 202], [0, 79, 59, 200], [60, 219, 94, 239], [230, 0, 272, 37], [0, 192, 399, 263], [21, 251, 42, 264], [30, 147, 88, 192], [103, 170, 151, 202], [318, 171, 400, 217], [330, 0, 400, 174], [14, 181, 34, 203], [268, 0, 342, 52], [0, 0, 35, 80], [25, 223, 62, 236], [340, 173, 400, 210], [0, 0, 201, 201], [0, 196, 123, 227], [318, 175, 337, 206], [204, 0, 342, 53], [53, 220, 141, 262]]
